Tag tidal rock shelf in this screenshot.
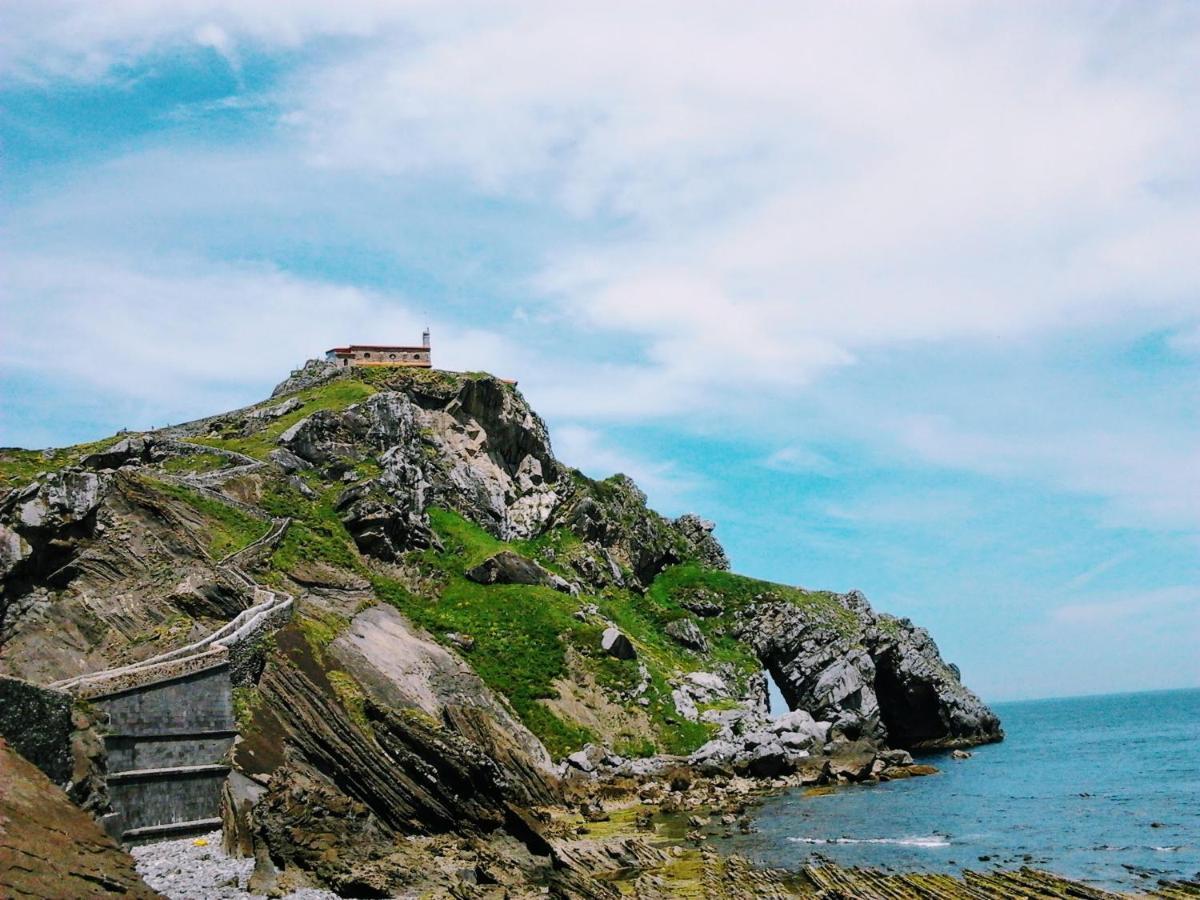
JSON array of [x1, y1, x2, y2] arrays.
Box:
[[795, 862, 1200, 898]]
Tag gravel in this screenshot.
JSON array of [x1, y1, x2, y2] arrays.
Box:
[[131, 831, 341, 900]]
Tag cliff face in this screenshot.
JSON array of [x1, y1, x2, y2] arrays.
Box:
[[0, 738, 162, 899], [0, 363, 1001, 893]]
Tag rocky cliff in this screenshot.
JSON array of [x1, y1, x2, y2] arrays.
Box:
[[0, 738, 162, 899], [0, 362, 1001, 895]]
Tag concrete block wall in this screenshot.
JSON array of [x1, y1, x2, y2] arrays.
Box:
[[94, 663, 236, 841]]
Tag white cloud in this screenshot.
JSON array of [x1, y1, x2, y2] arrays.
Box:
[[551, 424, 701, 513], [1046, 585, 1198, 630], [0, 254, 515, 416], [893, 413, 1200, 530], [763, 445, 835, 476], [3, 1, 1200, 540]]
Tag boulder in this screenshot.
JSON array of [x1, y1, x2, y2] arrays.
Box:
[[268, 447, 311, 473], [601, 626, 636, 660], [665, 618, 709, 652], [740, 742, 791, 778], [680, 591, 725, 618], [827, 741, 878, 781], [12, 470, 103, 532], [248, 397, 303, 421], [466, 551, 577, 595], [672, 687, 699, 721], [684, 671, 727, 699], [769, 709, 831, 748], [565, 743, 607, 774], [81, 436, 154, 470]]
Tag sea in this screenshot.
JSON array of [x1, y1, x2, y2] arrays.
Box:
[[716, 688, 1200, 891]]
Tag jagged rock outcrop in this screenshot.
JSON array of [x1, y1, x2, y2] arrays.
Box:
[[742, 591, 1002, 750], [230, 607, 559, 893], [673, 513, 729, 570], [270, 358, 340, 398], [0, 738, 162, 899], [865, 613, 1002, 749]]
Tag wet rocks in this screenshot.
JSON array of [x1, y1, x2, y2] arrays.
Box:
[[689, 712, 827, 778]]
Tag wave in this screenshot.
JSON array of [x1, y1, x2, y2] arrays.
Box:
[[787, 836, 951, 848]]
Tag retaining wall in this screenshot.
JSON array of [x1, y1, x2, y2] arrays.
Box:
[[93, 663, 237, 842]]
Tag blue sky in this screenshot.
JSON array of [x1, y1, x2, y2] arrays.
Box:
[[2, 2, 1198, 701]]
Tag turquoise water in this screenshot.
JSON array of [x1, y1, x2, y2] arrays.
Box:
[[717, 689, 1200, 890]]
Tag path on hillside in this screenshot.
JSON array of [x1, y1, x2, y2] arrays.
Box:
[[52, 466, 295, 843]]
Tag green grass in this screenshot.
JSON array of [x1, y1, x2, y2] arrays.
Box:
[[297, 609, 351, 654], [371, 509, 735, 757], [648, 563, 859, 637], [0, 435, 124, 493], [160, 452, 230, 475], [259, 477, 364, 575], [194, 379, 377, 460], [232, 686, 261, 731], [148, 478, 271, 559], [372, 508, 612, 756]]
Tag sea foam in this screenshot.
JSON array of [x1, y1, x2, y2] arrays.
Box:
[[787, 836, 950, 848]]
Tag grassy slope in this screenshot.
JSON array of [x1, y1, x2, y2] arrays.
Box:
[[193, 379, 378, 459], [4, 369, 864, 762], [144, 478, 272, 560], [0, 437, 124, 494]]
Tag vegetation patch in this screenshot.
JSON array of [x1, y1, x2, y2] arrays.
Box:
[[232, 686, 261, 731], [195, 380, 377, 459], [146, 478, 271, 559], [0, 435, 124, 493], [297, 609, 351, 656], [649, 564, 859, 637], [327, 670, 371, 731], [159, 452, 229, 475], [260, 478, 364, 575]]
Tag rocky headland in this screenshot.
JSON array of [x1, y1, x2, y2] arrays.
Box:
[[0, 361, 1013, 897]]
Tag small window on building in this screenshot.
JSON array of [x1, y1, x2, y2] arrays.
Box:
[[389, 353, 396, 359], [363, 352, 371, 358]]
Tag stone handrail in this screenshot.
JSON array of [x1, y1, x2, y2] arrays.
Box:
[[155, 474, 271, 522], [162, 440, 261, 469], [52, 519, 294, 698], [219, 517, 290, 567]]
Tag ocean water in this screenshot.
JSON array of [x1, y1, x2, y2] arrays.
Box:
[[716, 688, 1200, 891]]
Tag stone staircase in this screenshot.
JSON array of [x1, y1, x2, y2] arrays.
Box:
[[51, 510, 294, 843]]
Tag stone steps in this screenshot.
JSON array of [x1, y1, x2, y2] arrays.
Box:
[[52, 518, 296, 844], [122, 817, 224, 844]]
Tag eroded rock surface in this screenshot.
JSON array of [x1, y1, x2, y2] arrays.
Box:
[[744, 592, 1002, 750], [0, 739, 162, 899]]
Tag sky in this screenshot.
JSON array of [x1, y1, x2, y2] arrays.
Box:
[[1, 1, 1198, 702]]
